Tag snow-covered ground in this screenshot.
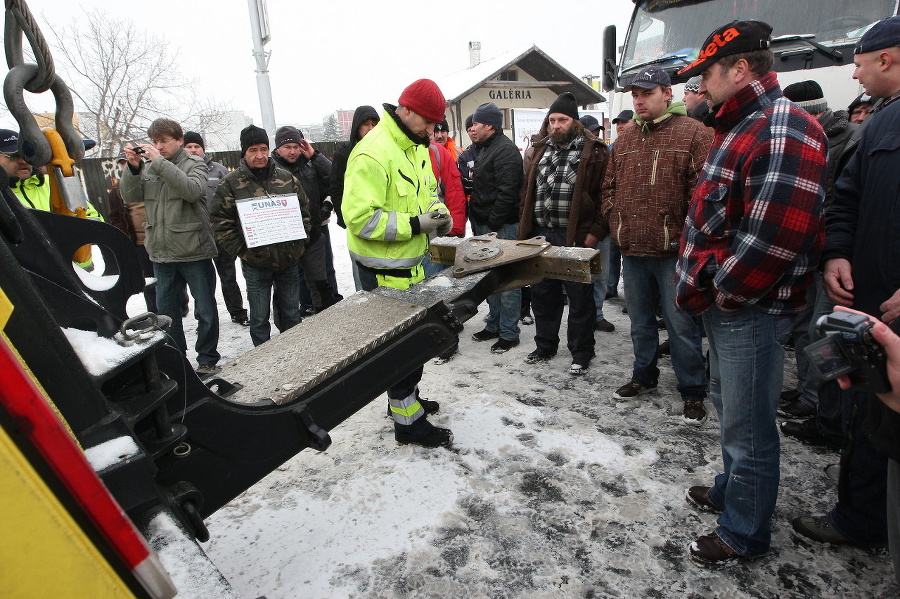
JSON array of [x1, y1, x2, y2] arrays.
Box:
[[126, 229, 898, 599]]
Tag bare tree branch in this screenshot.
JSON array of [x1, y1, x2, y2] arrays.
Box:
[[47, 9, 233, 157]]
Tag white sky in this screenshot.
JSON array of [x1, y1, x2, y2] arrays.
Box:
[[17, 0, 635, 128]]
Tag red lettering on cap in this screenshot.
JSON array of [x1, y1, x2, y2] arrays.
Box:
[[722, 27, 740, 42]]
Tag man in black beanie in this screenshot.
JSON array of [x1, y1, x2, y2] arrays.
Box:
[[518, 92, 610, 375], [184, 131, 250, 327], [210, 125, 311, 347], [272, 125, 338, 315], [468, 102, 525, 354]]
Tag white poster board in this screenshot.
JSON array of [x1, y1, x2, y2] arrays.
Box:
[[236, 193, 307, 249]]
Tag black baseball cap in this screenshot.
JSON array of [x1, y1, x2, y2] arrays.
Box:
[[623, 65, 671, 91], [579, 115, 604, 133], [0, 129, 19, 154], [434, 119, 449, 132], [855, 15, 900, 54], [612, 110, 634, 124], [678, 20, 773, 78]]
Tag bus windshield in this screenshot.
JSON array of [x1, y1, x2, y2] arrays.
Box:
[[621, 0, 898, 73]]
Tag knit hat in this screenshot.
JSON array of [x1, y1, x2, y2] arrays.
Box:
[[465, 114, 474, 129], [398, 78, 446, 123], [855, 15, 900, 54], [275, 126, 303, 148], [783, 80, 828, 114], [548, 92, 579, 120], [678, 20, 773, 78], [434, 119, 449, 132], [183, 131, 205, 150], [240, 125, 269, 155], [473, 102, 503, 129], [684, 76, 702, 93]]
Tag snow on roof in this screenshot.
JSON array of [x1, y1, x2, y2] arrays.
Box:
[[438, 44, 538, 101]]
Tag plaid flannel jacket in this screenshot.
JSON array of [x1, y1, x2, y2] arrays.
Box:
[[675, 71, 827, 316]]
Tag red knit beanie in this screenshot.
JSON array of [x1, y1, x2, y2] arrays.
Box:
[[398, 79, 447, 123]]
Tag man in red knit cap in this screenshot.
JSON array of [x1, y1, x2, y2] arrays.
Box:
[[343, 78, 454, 448]]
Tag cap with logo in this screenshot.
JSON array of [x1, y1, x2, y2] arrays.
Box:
[[0, 129, 19, 154], [677, 20, 773, 78], [434, 119, 449, 132], [623, 65, 671, 92]]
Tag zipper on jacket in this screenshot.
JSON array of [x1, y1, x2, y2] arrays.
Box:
[[650, 150, 660, 186], [663, 214, 669, 250], [616, 212, 623, 245]]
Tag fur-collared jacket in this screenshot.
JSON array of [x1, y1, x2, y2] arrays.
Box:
[[518, 119, 609, 247]]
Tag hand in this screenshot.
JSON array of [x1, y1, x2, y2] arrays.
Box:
[[584, 233, 599, 248], [299, 139, 315, 159], [834, 307, 900, 413], [141, 144, 161, 161], [320, 197, 334, 221], [823, 258, 854, 306], [123, 144, 145, 168], [881, 288, 900, 324], [416, 211, 447, 236]]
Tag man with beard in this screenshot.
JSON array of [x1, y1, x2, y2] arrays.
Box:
[[601, 65, 712, 425], [518, 93, 609, 375], [342, 79, 454, 448]]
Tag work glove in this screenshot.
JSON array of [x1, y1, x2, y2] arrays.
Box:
[[320, 197, 333, 223], [415, 210, 452, 237]]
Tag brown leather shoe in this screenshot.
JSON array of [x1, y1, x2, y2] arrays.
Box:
[[685, 486, 722, 513], [689, 531, 742, 567]]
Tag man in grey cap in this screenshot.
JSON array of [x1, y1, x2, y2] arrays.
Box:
[[682, 75, 711, 121], [601, 65, 711, 427], [468, 102, 524, 354]]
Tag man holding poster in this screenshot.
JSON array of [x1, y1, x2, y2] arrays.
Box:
[[211, 125, 312, 347]]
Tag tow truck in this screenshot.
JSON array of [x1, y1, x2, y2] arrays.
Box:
[[601, 0, 898, 125], [0, 2, 601, 595]]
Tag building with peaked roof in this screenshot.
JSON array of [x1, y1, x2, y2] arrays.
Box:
[[438, 44, 605, 149]]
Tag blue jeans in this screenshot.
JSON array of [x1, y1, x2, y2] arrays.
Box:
[[592, 236, 611, 321], [622, 255, 706, 398], [154, 260, 220, 366], [703, 306, 791, 557], [242, 261, 302, 347], [471, 221, 521, 341]]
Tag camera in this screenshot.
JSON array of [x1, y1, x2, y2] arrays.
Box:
[[803, 311, 891, 393], [129, 141, 145, 154]]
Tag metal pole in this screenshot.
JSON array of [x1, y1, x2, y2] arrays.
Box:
[[247, 0, 276, 143]]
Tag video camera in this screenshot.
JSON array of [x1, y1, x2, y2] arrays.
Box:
[[803, 311, 891, 393]]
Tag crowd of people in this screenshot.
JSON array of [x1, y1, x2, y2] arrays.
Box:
[[7, 11, 900, 583]]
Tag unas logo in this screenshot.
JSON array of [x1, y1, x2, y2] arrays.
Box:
[[252, 197, 289, 211]]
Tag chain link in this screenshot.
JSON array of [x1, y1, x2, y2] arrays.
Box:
[[3, 0, 82, 166]]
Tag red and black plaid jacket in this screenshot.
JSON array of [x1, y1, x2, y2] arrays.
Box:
[[675, 71, 827, 316]]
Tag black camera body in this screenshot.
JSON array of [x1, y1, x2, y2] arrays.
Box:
[[804, 311, 891, 393]]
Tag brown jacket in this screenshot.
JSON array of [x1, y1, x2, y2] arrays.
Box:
[[519, 120, 609, 247], [601, 112, 712, 257]]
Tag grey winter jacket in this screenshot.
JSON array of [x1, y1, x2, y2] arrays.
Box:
[[120, 148, 216, 263]]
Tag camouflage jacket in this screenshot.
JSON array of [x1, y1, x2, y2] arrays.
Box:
[[210, 159, 311, 271]]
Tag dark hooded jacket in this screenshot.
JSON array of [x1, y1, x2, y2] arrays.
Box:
[[518, 118, 609, 247], [272, 149, 331, 242], [470, 129, 523, 230], [330, 105, 379, 228]]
